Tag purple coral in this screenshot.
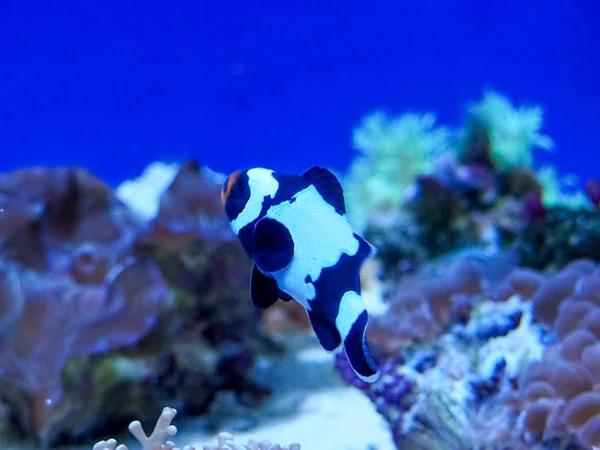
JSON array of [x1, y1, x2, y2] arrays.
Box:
[[585, 179, 600, 209], [522, 190, 547, 224], [335, 352, 416, 446]]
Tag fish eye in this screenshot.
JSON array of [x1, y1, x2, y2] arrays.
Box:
[[230, 177, 247, 196]]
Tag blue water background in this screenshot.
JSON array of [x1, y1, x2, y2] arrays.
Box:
[[0, 0, 598, 186]]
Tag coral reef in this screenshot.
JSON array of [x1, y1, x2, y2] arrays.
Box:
[[585, 179, 600, 209], [344, 90, 555, 234], [365, 256, 487, 354], [346, 91, 596, 284], [334, 91, 600, 449], [505, 260, 600, 449], [335, 253, 547, 449], [0, 162, 280, 448], [336, 253, 600, 449], [337, 250, 526, 447], [535, 165, 590, 210], [137, 160, 235, 248], [1, 90, 597, 450]]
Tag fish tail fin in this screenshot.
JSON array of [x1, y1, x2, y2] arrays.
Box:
[[338, 293, 380, 383]]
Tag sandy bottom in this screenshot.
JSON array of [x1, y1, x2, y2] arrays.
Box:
[[179, 337, 395, 450], [198, 386, 394, 450], [14, 335, 395, 450], [3, 282, 395, 450]]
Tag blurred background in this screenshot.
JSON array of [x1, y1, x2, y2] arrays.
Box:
[[1, 2, 600, 450], [0, 0, 597, 184]]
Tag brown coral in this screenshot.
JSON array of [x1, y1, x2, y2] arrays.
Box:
[[0, 167, 169, 445], [139, 160, 235, 251], [0, 166, 141, 275], [0, 163, 279, 447]]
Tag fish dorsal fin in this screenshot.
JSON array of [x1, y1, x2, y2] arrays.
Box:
[[301, 166, 346, 215]]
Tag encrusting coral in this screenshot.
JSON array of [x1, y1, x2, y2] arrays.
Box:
[[92, 406, 301, 450]]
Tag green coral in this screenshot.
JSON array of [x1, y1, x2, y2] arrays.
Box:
[[518, 206, 600, 270], [343, 90, 560, 233], [466, 90, 554, 170], [344, 111, 450, 230], [536, 165, 591, 209]]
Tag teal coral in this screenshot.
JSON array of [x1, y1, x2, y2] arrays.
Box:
[[344, 111, 450, 230], [465, 90, 554, 170], [343, 90, 560, 233], [536, 165, 591, 210]]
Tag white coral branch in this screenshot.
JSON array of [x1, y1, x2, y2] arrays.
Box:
[[202, 431, 301, 450], [92, 407, 195, 450], [92, 407, 301, 450]]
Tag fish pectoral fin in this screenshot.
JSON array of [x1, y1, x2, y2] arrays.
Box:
[[253, 217, 294, 273], [250, 265, 281, 309], [307, 309, 342, 352], [301, 166, 346, 215]]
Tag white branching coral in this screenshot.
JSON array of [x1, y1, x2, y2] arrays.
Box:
[[93, 407, 194, 450], [92, 407, 301, 450], [93, 407, 195, 450]]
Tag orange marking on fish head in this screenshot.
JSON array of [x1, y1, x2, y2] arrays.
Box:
[[221, 170, 242, 206]]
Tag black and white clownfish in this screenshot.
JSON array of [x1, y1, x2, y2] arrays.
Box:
[[220, 166, 380, 383]]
